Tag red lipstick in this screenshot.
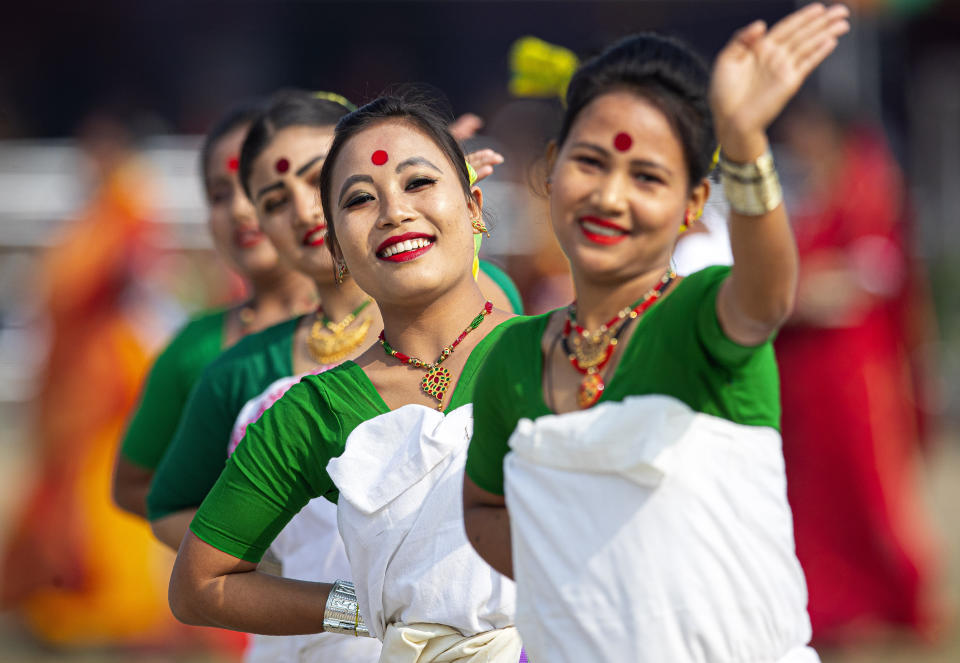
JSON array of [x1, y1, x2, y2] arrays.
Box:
[[579, 216, 628, 246]]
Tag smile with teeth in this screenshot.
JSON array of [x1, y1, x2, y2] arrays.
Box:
[[378, 237, 434, 258], [580, 219, 625, 237], [579, 215, 629, 245], [303, 225, 326, 247]]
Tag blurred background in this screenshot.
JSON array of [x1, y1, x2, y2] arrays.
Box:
[[0, 0, 958, 661]]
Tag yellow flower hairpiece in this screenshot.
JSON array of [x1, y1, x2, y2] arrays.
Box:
[[312, 91, 358, 112], [508, 36, 579, 103], [466, 160, 478, 187]]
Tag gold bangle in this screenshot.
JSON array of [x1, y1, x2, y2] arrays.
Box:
[[719, 148, 783, 217]]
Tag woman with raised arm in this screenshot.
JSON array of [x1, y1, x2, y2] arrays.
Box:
[[463, 4, 850, 662], [112, 99, 316, 518], [168, 98, 524, 663]]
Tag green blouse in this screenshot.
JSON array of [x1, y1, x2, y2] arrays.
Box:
[[465, 266, 781, 496], [145, 316, 300, 520], [119, 309, 227, 470], [189, 316, 525, 563]]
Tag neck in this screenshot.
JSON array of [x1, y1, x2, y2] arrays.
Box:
[[246, 268, 316, 316], [314, 277, 373, 322], [378, 277, 489, 362], [571, 262, 672, 330]]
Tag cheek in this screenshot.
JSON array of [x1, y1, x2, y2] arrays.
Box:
[[208, 208, 233, 243]]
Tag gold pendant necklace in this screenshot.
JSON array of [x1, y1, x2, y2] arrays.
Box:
[[306, 298, 373, 365]]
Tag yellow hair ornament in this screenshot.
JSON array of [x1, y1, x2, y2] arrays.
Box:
[[466, 159, 478, 187], [312, 91, 358, 112], [710, 145, 720, 172], [508, 36, 579, 102]]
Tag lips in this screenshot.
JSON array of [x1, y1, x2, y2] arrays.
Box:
[[376, 232, 435, 263], [302, 225, 327, 247], [235, 228, 265, 249], [579, 215, 628, 245]]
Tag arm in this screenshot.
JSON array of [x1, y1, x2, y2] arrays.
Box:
[[710, 3, 850, 345], [151, 508, 197, 551], [463, 476, 513, 578], [112, 457, 153, 518], [170, 531, 332, 633]]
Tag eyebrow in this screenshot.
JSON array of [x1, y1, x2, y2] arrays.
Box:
[[570, 141, 673, 176], [338, 174, 374, 206], [296, 154, 325, 177], [395, 156, 442, 174], [255, 181, 284, 200]]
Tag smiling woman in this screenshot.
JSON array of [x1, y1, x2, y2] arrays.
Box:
[[167, 97, 525, 663]]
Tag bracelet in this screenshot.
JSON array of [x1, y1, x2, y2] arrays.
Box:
[[323, 579, 372, 638], [719, 148, 783, 217]]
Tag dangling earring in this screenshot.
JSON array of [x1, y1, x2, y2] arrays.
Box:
[[679, 210, 692, 234], [334, 259, 348, 285], [471, 216, 490, 237]]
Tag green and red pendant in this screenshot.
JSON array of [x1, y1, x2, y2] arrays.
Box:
[[380, 301, 493, 410]]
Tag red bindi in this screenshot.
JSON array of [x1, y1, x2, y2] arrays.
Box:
[[371, 150, 388, 166], [226, 156, 239, 173], [275, 157, 290, 174], [613, 132, 633, 152]]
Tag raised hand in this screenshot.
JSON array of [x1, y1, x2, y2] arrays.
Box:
[[710, 3, 850, 161], [449, 113, 485, 142], [466, 148, 505, 184]]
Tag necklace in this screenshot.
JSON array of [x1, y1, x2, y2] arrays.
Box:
[[563, 269, 675, 409], [306, 298, 374, 364], [379, 301, 493, 410]]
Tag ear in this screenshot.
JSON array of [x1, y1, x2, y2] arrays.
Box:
[[544, 140, 559, 191], [686, 177, 711, 222], [468, 185, 484, 221]]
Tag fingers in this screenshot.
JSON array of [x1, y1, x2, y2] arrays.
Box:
[[732, 20, 767, 51], [449, 113, 484, 142], [796, 34, 841, 79], [767, 2, 829, 43], [785, 4, 850, 54], [466, 149, 505, 183]]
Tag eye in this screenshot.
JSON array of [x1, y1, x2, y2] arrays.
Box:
[[209, 189, 230, 205], [405, 176, 436, 191], [344, 192, 374, 209], [263, 195, 288, 213], [573, 154, 603, 169], [309, 171, 323, 188], [633, 171, 664, 185]]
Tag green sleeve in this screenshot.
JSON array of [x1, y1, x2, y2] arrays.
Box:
[[190, 379, 340, 563], [146, 364, 238, 520], [692, 265, 771, 368], [465, 329, 521, 496], [120, 311, 224, 469], [478, 259, 524, 314]]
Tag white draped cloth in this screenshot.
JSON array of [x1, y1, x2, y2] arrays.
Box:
[[504, 395, 818, 663], [328, 403, 520, 663]]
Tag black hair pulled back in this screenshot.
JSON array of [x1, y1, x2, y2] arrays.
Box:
[[318, 95, 473, 253], [559, 33, 716, 188], [238, 89, 354, 199], [200, 98, 266, 188]]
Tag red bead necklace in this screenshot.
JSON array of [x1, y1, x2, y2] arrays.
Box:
[[379, 301, 493, 410], [562, 269, 675, 408]]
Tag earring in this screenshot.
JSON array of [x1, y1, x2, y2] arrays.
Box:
[[334, 260, 348, 285], [679, 210, 692, 234], [471, 216, 490, 237]]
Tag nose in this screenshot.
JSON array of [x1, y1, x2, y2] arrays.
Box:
[[590, 170, 629, 216], [376, 188, 415, 228], [294, 186, 324, 227], [230, 188, 258, 225]]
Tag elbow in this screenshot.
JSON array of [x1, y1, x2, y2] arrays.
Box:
[[168, 564, 211, 627]]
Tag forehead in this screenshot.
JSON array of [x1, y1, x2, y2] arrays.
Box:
[[257, 125, 335, 162], [332, 120, 451, 180], [569, 90, 683, 158], [207, 126, 247, 176]]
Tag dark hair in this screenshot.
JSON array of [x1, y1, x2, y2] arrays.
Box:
[[559, 33, 716, 188], [318, 96, 473, 253], [238, 89, 354, 199], [200, 98, 266, 187]]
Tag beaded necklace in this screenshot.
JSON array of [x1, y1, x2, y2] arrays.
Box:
[[562, 269, 675, 409], [306, 298, 374, 364], [379, 301, 493, 410]]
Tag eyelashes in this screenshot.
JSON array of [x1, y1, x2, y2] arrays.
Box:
[[341, 175, 439, 210]]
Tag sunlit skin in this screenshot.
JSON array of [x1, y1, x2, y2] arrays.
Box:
[[166, 119, 513, 634], [463, 2, 852, 579]]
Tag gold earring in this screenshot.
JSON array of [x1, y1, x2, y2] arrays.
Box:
[[471, 216, 490, 237], [334, 260, 348, 284]]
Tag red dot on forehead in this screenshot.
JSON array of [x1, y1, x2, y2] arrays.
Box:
[[226, 156, 239, 173], [275, 157, 290, 174], [613, 132, 633, 152], [371, 150, 388, 166]]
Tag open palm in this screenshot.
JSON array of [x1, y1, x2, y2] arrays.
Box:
[[710, 3, 850, 148]]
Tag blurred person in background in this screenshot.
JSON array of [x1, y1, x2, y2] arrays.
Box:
[[112, 99, 317, 521], [0, 111, 209, 649], [774, 98, 944, 643]]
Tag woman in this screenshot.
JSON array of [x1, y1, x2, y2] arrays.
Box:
[[112, 99, 316, 518], [168, 98, 524, 663], [463, 5, 850, 663]]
